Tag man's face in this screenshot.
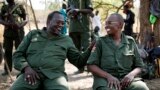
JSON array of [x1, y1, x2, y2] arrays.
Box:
[[47, 13, 64, 35], [105, 15, 121, 35]]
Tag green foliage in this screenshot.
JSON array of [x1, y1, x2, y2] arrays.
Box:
[[92, 0, 123, 21], [48, 2, 60, 11]]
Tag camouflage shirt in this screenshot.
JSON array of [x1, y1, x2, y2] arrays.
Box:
[[68, 0, 92, 32], [0, 3, 26, 37]]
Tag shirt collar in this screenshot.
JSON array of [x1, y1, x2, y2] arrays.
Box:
[[104, 33, 130, 44], [121, 33, 130, 44]]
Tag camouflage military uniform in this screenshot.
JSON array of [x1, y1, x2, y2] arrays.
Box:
[[0, 3, 26, 73], [68, 0, 92, 51]]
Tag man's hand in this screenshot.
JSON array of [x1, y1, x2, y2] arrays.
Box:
[[24, 66, 40, 85], [19, 20, 28, 28], [120, 73, 134, 89], [106, 74, 121, 90], [67, 9, 79, 16]]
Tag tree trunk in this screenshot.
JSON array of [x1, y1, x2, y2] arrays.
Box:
[[140, 0, 150, 45], [140, 0, 160, 46]]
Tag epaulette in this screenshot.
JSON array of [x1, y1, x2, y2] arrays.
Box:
[[126, 35, 134, 40]]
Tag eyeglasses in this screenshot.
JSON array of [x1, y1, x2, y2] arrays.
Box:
[[106, 21, 119, 25]]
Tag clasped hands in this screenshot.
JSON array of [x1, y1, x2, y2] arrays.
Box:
[[106, 73, 134, 90]]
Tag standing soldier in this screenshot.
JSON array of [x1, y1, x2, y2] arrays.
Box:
[[67, 0, 93, 73], [0, 0, 27, 76], [123, 5, 135, 36]]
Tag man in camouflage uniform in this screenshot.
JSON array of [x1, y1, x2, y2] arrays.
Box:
[[67, 0, 93, 73], [0, 0, 27, 75], [87, 13, 149, 90]]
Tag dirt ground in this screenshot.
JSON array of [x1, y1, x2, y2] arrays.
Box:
[[0, 60, 160, 90]]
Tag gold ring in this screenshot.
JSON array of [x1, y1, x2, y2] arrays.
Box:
[[27, 75, 30, 78]]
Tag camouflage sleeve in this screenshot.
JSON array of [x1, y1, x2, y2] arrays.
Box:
[[18, 5, 26, 20], [0, 5, 7, 20]]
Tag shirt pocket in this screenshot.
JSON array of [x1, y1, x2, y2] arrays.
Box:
[[101, 53, 115, 68], [27, 39, 45, 52], [121, 51, 134, 67]]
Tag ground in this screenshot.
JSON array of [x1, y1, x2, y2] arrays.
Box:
[[0, 60, 160, 90]]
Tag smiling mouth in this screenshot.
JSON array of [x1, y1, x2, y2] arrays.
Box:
[[57, 27, 62, 31], [106, 29, 111, 32]]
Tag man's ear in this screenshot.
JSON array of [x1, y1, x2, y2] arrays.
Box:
[[47, 20, 51, 26], [119, 22, 123, 29]]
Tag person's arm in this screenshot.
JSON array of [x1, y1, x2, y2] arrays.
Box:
[[17, 5, 28, 28], [120, 67, 142, 87], [0, 5, 10, 26], [67, 0, 93, 15], [88, 65, 121, 90], [132, 39, 144, 73], [78, 9, 92, 14], [124, 11, 135, 25], [13, 30, 41, 85], [88, 65, 111, 78], [78, 0, 93, 14], [130, 12, 135, 24], [13, 31, 33, 71], [19, 5, 26, 20], [87, 39, 121, 90], [0, 19, 10, 26], [121, 39, 144, 88], [67, 38, 95, 69]]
